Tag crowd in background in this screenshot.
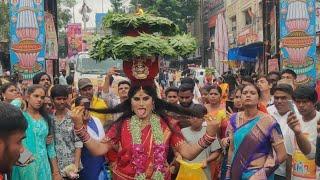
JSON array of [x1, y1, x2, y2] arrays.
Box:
[[0, 66, 320, 180]]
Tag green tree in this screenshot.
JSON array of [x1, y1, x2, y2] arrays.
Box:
[[60, 0, 77, 23], [110, 0, 123, 13], [130, 0, 198, 32], [0, 1, 9, 42], [57, 0, 74, 58], [57, 6, 72, 30]]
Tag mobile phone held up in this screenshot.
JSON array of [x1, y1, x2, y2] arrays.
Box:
[[226, 100, 234, 113], [288, 100, 295, 114]]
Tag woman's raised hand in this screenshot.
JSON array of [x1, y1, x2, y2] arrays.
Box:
[[204, 114, 220, 137]]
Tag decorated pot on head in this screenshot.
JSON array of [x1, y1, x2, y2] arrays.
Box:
[[89, 11, 197, 88]]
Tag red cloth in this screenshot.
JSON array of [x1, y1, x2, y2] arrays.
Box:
[[258, 103, 268, 113], [210, 161, 221, 180], [105, 118, 185, 179], [0, 174, 3, 180]]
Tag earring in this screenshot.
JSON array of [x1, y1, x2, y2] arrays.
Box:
[[152, 104, 155, 113]]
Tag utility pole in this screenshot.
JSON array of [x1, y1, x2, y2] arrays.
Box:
[[262, 0, 269, 74], [202, 0, 209, 67], [275, 0, 280, 71], [102, 0, 104, 12]]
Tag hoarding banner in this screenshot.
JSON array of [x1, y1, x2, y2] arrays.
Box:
[[45, 12, 58, 60], [9, 0, 46, 80], [268, 58, 279, 73], [67, 23, 82, 57], [280, 0, 317, 86]]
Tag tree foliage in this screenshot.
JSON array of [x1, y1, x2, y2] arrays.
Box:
[[58, 0, 77, 25], [110, 0, 123, 13], [90, 13, 197, 61], [61, 0, 77, 8], [130, 0, 198, 32], [57, 7, 72, 30], [0, 2, 9, 42]]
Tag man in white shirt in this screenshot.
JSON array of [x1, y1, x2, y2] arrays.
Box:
[[267, 84, 294, 180], [168, 71, 174, 87], [59, 69, 68, 85], [285, 85, 320, 180]]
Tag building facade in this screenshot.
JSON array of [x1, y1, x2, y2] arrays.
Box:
[[226, 0, 263, 47], [202, 0, 225, 68]]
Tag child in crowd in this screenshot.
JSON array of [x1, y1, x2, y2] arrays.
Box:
[[181, 104, 221, 179]]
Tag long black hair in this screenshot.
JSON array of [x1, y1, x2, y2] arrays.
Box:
[[26, 85, 54, 134], [88, 85, 203, 135], [1, 82, 17, 101], [32, 72, 52, 84]]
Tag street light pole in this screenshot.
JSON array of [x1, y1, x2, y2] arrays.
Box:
[[102, 0, 104, 12]]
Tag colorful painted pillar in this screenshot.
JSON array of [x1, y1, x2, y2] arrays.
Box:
[[9, 0, 45, 80], [280, 0, 317, 86]]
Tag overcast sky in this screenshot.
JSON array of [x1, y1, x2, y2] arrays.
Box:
[[64, 0, 131, 28]]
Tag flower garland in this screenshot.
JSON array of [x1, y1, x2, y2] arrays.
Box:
[[130, 114, 166, 180]]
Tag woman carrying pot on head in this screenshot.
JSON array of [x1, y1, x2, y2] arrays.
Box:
[[71, 83, 220, 180]]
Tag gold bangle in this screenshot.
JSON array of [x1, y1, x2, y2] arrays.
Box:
[[74, 125, 85, 132]]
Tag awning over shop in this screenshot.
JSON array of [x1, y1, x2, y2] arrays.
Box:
[[228, 42, 263, 62]]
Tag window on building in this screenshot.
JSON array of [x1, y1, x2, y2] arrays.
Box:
[[231, 16, 237, 32], [258, 1, 263, 30], [210, 27, 215, 38], [244, 9, 252, 25]]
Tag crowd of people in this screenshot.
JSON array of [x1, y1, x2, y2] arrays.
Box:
[[0, 67, 320, 180]]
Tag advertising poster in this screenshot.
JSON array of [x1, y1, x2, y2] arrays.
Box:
[[45, 59, 53, 78], [9, 0, 46, 79], [67, 23, 82, 57], [316, 1, 320, 33], [280, 0, 317, 86], [45, 12, 58, 59], [82, 31, 94, 51], [268, 58, 279, 73], [59, 58, 67, 71]]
